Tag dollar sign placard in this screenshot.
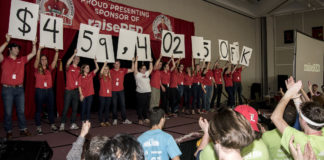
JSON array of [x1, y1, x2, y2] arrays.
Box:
[[8, 0, 39, 41]]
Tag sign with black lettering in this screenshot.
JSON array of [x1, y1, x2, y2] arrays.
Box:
[[76, 23, 100, 59], [192, 36, 204, 59], [239, 46, 253, 66], [97, 34, 115, 63], [230, 42, 239, 64], [161, 30, 174, 57], [39, 14, 63, 50], [136, 33, 152, 61], [219, 39, 229, 61], [8, 0, 39, 41], [203, 40, 211, 62], [117, 29, 137, 61], [172, 34, 185, 58]]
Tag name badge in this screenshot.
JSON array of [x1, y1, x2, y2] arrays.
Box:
[[116, 78, 119, 81], [237, 77, 240, 80], [204, 85, 206, 88], [181, 82, 183, 85], [107, 89, 109, 94], [210, 77, 212, 80], [167, 84, 169, 87], [12, 74, 16, 79], [75, 81, 78, 86], [44, 82, 47, 87], [116, 82, 119, 86], [198, 82, 200, 85], [189, 85, 191, 88]]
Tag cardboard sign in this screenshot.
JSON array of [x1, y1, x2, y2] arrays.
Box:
[[39, 14, 63, 50], [97, 34, 115, 63], [117, 29, 137, 61], [230, 42, 239, 64], [192, 36, 204, 59], [202, 40, 211, 62], [172, 34, 185, 58], [239, 46, 253, 66], [76, 23, 100, 59], [8, 0, 39, 41], [161, 30, 174, 57], [219, 39, 229, 61], [136, 33, 152, 61]]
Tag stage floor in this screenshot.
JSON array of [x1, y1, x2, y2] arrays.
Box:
[[0, 109, 213, 160]]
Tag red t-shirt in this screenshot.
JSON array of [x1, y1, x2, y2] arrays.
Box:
[[160, 71, 171, 86], [192, 71, 202, 84], [150, 70, 161, 89], [99, 75, 112, 97], [79, 71, 95, 97], [170, 70, 179, 88], [213, 68, 223, 85], [232, 67, 242, 82], [184, 74, 193, 86], [224, 73, 233, 87], [1, 56, 27, 85], [66, 65, 80, 90], [35, 67, 53, 89], [204, 70, 213, 86], [178, 71, 185, 85], [110, 68, 128, 92]]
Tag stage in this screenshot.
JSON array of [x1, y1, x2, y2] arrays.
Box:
[[0, 109, 212, 160]]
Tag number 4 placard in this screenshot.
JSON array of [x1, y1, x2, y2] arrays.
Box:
[[40, 14, 63, 50], [76, 23, 100, 59]]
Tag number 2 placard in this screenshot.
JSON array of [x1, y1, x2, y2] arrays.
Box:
[[161, 30, 185, 58], [76, 23, 100, 59]]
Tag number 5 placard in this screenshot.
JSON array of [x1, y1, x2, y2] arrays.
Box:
[[76, 23, 100, 59], [40, 14, 63, 50]]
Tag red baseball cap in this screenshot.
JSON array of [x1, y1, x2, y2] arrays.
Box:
[[234, 105, 259, 132]]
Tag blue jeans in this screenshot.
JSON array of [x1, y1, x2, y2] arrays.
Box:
[[184, 85, 192, 109], [2, 86, 26, 132], [112, 91, 127, 120], [99, 96, 112, 123], [35, 88, 55, 126], [192, 83, 202, 109], [225, 86, 235, 107], [202, 85, 212, 111], [176, 85, 184, 110], [81, 95, 93, 121], [61, 89, 79, 124], [233, 82, 243, 105], [210, 84, 223, 109]]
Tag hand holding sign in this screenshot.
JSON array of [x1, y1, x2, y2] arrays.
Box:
[[8, 0, 39, 41], [76, 23, 100, 59], [40, 14, 63, 50], [117, 29, 137, 61], [239, 46, 253, 66], [97, 34, 115, 63], [136, 33, 152, 61]]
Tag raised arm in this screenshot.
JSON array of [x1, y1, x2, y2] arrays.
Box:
[[93, 59, 99, 74], [34, 46, 43, 69], [300, 88, 311, 102], [66, 49, 77, 69], [194, 117, 210, 157], [0, 34, 11, 63], [148, 59, 153, 74], [134, 56, 138, 75], [51, 49, 59, 69], [225, 63, 231, 74], [154, 54, 162, 70], [127, 57, 135, 73], [170, 57, 176, 72], [231, 64, 238, 74], [100, 61, 107, 77], [27, 38, 37, 61], [192, 58, 195, 71]]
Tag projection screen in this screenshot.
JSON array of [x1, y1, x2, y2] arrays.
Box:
[[295, 31, 324, 88]]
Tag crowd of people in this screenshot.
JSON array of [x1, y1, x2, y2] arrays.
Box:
[[1, 34, 324, 160]]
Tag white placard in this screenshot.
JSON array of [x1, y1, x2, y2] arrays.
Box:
[[8, 0, 39, 41], [117, 29, 137, 61], [76, 24, 100, 59], [219, 39, 229, 61], [161, 30, 174, 57], [192, 36, 204, 59], [172, 34, 185, 58], [97, 34, 115, 63], [40, 14, 63, 50], [230, 42, 240, 64], [239, 46, 253, 66], [136, 33, 152, 61], [202, 40, 211, 62]]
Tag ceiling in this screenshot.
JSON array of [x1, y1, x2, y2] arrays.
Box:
[[204, 0, 324, 18]]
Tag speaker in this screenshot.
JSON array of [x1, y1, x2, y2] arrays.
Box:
[[0, 140, 53, 160], [278, 75, 288, 92]]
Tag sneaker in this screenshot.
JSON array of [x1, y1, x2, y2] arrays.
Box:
[[6, 132, 13, 140], [70, 123, 79, 130], [51, 124, 58, 132], [37, 126, 43, 135], [20, 129, 31, 136], [122, 119, 132, 124], [144, 119, 150, 124], [105, 122, 111, 126], [100, 122, 107, 127], [138, 120, 143, 125], [59, 123, 65, 131], [113, 119, 118, 126]]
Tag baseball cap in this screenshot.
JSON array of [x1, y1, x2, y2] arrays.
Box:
[[234, 105, 259, 132]]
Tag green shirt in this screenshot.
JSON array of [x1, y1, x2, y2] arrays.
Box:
[[262, 129, 292, 160], [281, 126, 324, 160], [199, 139, 269, 160]]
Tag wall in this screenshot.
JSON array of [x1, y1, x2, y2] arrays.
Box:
[[117, 0, 261, 100]]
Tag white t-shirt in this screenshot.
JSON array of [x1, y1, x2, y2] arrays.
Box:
[[135, 71, 151, 93]]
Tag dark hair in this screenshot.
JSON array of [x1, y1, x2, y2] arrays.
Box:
[[149, 107, 165, 127], [209, 108, 255, 149], [84, 136, 109, 160], [283, 104, 297, 127], [300, 101, 324, 131], [8, 43, 21, 50], [80, 64, 89, 76], [162, 62, 168, 71], [312, 84, 318, 87], [99, 134, 144, 160]]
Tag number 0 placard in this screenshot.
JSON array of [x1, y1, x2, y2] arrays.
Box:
[[40, 14, 63, 50], [76, 23, 100, 59]]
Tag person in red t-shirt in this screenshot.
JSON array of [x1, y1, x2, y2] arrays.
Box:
[[34, 46, 59, 135], [210, 60, 226, 110], [160, 57, 176, 115], [44, 0, 69, 15], [60, 49, 80, 131], [177, 63, 185, 112], [150, 54, 163, 109], [78, 60, 99, 123], [192, 58, 203, 113], [223, 62, 235, 107], [232, 64, 246, 105], [0, 34, 36, 139], [200, 62, 213, 113], [183, 67, 194, 114], [98, 62, 112, 127], [111, 59, 135, 125], [169, 58, 181, 116]]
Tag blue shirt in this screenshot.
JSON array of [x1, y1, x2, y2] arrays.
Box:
[[138, 129, 182, 160]]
